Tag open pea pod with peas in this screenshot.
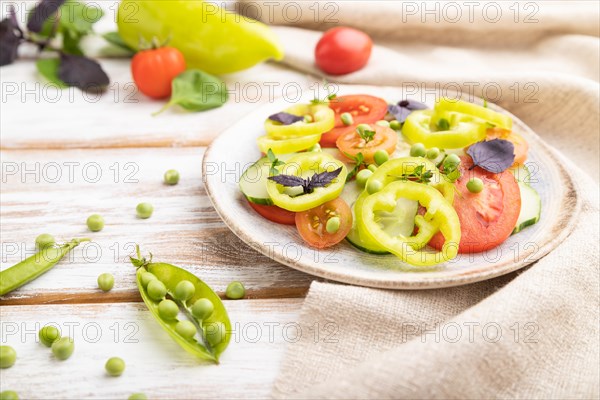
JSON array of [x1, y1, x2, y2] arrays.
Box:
[[130, 248, 230, 363]]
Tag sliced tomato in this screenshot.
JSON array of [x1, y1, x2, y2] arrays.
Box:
[[248, 201, 296, 225], [486, 128, 529, 165], [336, 124, 398, 164], [428, 156, 521, 253], [320, 95, 388, 147], [295, 198, 352, 249]]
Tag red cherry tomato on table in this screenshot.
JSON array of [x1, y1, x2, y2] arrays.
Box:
[[131, 47, 186, 99], [315, 27, 372, 75], [247, 201, 296, 225], [295, 198, 352, 249]]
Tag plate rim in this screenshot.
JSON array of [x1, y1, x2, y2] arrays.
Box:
[[202, 86, 581, 289]]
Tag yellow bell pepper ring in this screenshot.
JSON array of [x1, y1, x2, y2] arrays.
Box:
[[266, 153, 347, 212], [257, 134, 321, 155], [402, 110, 487, 149], [359, 181, 461, 266], [265, 104, 335, 139], [117, 0, 284, 74], [435, 97, 512, 130]]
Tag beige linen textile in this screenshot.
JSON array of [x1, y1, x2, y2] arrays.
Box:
[[237, 1, 600, 398]]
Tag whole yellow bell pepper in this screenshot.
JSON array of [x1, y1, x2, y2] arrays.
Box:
[[117, 0, 284, 74]]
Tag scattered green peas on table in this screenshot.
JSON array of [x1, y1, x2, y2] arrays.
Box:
[[0, 391, 19, 400], [467, 178, 484, 193], [158, 299, 179, 320], [147, 280, 167, 301], [136, 203, 154, 219], [86, 214, 104, 232], [105, 357, 126, 377], [326, 216, 341, 234], [0, 346, 16, 369], [225, 281, 245, 300], [356, 169, 373, 188], [175, 320, 197, 339], [191, 298, 214, 320], [373, 149, 389, 166], [375, 120, 389, 127], [410, 143, 427, 157], [51, 337, 74, 360], [35, 233, 55, 249], [389, 120, 402, 130], [173, 280, 195, 302], [340, 112, 353, 126], [97, 273, 115, 292], [426, 147, 440, 160], [39, 326, 61, 347], [164, 169, 180, 185], [128, 394, 147, 400]]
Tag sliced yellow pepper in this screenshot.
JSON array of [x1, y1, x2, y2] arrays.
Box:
[[435, 97, 513, 130], [402, 110, 487, 149], [265, 104, 335, 139], [257, 134, 321, 155]]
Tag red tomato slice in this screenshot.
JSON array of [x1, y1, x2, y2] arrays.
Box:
[[248, 201, 296, 225], [295, 198, 352, 249], [320, 95, 388, 147], [336, 124, 398, 164], [428, 156, 521, 253]]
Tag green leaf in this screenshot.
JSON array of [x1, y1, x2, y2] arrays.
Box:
[[36, 58, 68, 88], [102, 31, 135, 53], [62, 29, 84, 56], [155, 70, 228, 115]]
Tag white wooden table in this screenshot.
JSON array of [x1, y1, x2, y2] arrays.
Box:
[[1, 49, 321, 397]]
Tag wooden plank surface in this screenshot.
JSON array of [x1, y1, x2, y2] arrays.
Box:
[[0, 300, 304, 399], [0, 147, 315, 304]]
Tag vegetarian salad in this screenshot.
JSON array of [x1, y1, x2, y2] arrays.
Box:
[[240, 94, 541, 267]]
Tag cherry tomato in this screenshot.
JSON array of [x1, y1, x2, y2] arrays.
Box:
[[295, 198, 352, 249], [486, 128, 529, 165], [320, 95, 388, 147], [428, 156, 521, 253], [131, 47, 186, 99], [248, 201, 296, 225], [336, 124, 398, 164], [315, 27, 372, 75]]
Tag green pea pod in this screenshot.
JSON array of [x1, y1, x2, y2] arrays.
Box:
[[131, 250, 230, 363], [0, 238, 89, 296], [117, 0, 284, 74]]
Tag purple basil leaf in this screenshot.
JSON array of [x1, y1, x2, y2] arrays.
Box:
[[388, 99, 429, 123], [398, 99, 428, 110], [267, 174, 305, 187], [467, 139, 515, 173], [58, 53, 109, 90], [268, 112, 304, 125], [308, 167, 343, 188], [27, 0, 65, 33], [0, 17, 22, 66]]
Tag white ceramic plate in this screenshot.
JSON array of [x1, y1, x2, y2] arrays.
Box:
[[203, 85, 580, 289]]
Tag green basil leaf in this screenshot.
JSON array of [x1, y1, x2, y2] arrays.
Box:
[[62, 29, 84, 56], [155, 70, 228, 115], [36, 58, 68, 88], [102, 31, 135, 53]]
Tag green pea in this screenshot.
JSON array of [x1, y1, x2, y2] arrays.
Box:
[[97, 273, 115, 292], [35, 233, 55, 249], [366, 179, 383, 194], [437, 118, 450, 131], [173, 280, 195, 302], [191, 298, 214, 320], [367, 164, 378, 172], [39, 326, 61, 347], [356, 123, 371, 135], [86, 214, 104, 232], [389, 120, 402, 130], [51, 337, 74, 360], [140, 271, 157, 288], [356, 169, 373, 188], [225, 281, 245, 300], [0, 346, 16, 369], [164, 169, 180, 185], [136, 203, 154, 219], [147, 280, 167, 301], [158, 299, 179, 320], [308, 143, 321, 152], [443, 154, 461, 170], [373, 149, 389, 166], [205, 321, 226, 346], [375, 120, 390, 128], [175, 320, 197, 339], [105, 357, 125, 377], [340, 112, 353, 126], [325, 217, 341, 234], [426, 147, 440, 159], [128, 394, 147, 400], [409, 143, 426, 157], [467, 178, 484, 193], [303, 114, 313, 123], [0, 391, 19, 400]]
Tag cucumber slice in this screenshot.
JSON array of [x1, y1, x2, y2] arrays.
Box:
[[239, 157, 273, 205], [512, 181, 541, 234], [346, 193, 389, 255]]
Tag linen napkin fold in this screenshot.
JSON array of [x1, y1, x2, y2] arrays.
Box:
[[236, 1, 600, 398]]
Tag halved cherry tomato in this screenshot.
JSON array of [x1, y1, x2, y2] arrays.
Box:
[[248, 201, 295, 225], [428, 156, 521, 253], [336, 124, 398, 164], [320, 95, 388, 147], [295, 198, 352, 249], [486, 128, 529, 165]]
